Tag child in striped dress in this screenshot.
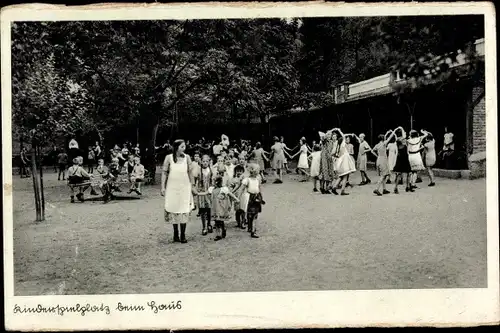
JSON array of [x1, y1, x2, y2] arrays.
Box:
[[194, 155, 213, 235]]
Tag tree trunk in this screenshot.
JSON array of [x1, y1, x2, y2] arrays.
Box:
[[37, 146, 45, 221], [406, 101, 416, 131], [139, 103, 162, 184], [30, 145, 42, 222], [259, 113, 270, 143]]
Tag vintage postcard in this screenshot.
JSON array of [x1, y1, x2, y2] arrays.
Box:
[[2, 1, 499, 330]]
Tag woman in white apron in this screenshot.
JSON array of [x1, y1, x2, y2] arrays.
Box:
[[161, 139, 194, 244]]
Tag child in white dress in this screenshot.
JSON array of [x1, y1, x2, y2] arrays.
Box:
[[309, 144, 322, 192], [331, 129, 356, 195], [386, 137, 398, 184], [345, 135, 355, 187], [288, 137, 309, 182], [407, 129, 429, 189]]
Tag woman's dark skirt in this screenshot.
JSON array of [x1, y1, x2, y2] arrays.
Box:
[[393, 154, 411, 173]]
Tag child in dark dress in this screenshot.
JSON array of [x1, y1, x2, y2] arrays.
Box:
[[392, 129, 412, 194]]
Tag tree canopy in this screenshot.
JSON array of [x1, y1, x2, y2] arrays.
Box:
[[11, 15, 485, 151]]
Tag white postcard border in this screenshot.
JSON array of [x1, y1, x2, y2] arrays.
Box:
[[2, 2, 499, 330]]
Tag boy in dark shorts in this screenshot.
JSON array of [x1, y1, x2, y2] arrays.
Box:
[[57, 150, 68, 181]]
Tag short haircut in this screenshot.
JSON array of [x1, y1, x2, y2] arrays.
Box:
[[234, 165, 245, 174]]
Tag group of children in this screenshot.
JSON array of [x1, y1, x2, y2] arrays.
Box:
[[281, 126, 437, 197], [67, 153, 145, 203], [191, 153, 265, 240]]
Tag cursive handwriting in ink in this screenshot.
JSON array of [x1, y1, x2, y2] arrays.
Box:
[[146, 300, 182, 313], [13, 303, 111, 316], [116, 302, 146, 312]]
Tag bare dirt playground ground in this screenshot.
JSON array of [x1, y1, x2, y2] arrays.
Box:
[[12, 168, 487, 295]]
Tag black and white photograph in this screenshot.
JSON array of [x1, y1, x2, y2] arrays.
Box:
[[2, 2, 499, 330]]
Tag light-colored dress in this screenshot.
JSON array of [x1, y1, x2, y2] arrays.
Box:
[[271, 143, 285, 170], [346, 143, 354, 156], [331, 140, 338, 173], [281, 143, 289, 165], [334, 141, 356, 177], [297, 144, 309, 169], [387, 142, 398, 171], [240, 177, 261, 213], [251, 148, 266, 171], [225, 164, 235, 179], [163, 154, 193, 224], [210, 186, 234, 221], [357, 141, 370, 172], [130, 163, 145, 181], [310, 151, 321, 178], [374, 142, 390, 176], [424, 139, 436, 167], [407, 137, 425, 171]]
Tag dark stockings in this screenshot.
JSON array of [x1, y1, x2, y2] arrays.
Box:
[[247, 212, 259, 238], [236, 209, 246, 228], [199, 208, 211, 231], [180, 223, 187, 243], [173, 224, 180, 242], [214, 220, 226, 241]]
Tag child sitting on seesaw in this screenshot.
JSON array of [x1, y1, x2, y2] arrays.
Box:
[[128, 156, 145, 195], [67, 156, 92, 203]]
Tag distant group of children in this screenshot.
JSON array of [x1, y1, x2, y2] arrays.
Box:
[[280, 126, 437, 197], [180, 126, 436, 241], [67, 153, 145, 203]]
